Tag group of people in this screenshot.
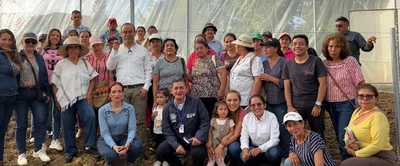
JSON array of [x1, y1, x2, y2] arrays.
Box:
[[0, 9, 396, 166]]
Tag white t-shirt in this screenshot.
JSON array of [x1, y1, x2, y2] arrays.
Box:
[[153, 105, 164, 134]]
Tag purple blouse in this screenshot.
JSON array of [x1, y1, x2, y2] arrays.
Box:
[[262, 57, 287, 105]]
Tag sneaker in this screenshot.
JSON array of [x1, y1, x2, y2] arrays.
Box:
[[162, 161, 169, 166], [47, 130, 53, 136], [153, 161, 161, 166], [29, 137, 34, 143], [83, 147, 101, 158], [65, 154, 77, 163], [17, 153, 28, 165], [32, 149, 51, 162], [149, 142, 156, 152], [49, 139, 63, 151]]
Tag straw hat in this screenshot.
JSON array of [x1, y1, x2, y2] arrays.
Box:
[[58, 36, 89, 57], [232, 34, 254, 48]]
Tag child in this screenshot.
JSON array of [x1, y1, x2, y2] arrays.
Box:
[[206, 101, 235, 166], [152, 89, 169, 166]]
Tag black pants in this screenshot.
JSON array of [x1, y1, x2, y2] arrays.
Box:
[[156, 140, 206, 166], [199, 97, 217, 118], [296, 106, 325, 139], [153, 133, 164, 150], [147, 84, 154, 137]]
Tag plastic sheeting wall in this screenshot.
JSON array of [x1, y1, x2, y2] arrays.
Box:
[[0, 0, 396, 84]]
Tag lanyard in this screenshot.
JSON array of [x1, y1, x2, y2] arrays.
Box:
[[175, 104, 185, 124]]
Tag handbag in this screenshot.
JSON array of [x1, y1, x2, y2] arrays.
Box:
[[325, 67, 357, 110], [82, 59, 109, 109], [91, 80, 109, 109], [26, 58, 47, 102]]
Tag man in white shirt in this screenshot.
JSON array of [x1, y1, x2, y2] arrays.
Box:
[[106, 23, 152, 153]]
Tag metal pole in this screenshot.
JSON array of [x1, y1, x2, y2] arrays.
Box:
[[391, 27, 400, 158], [130, 0, 135, 24], [313, 0, 317, 51], [186, 0, 189, 59], [80, 0, 82, 13]]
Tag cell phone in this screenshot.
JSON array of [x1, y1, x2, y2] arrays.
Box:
[[118, 147, 125, 152], [183, 137, 192, 144]]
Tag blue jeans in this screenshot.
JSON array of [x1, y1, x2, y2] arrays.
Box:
[[14, 88, 49, 154], [267, 102, 290, 158], [239, 145, 281, 165], [61, 99, 97, 155], [0, 96, 16, 161], [227, 140, 243, 166], [326, 100, 355, 161], [284, 158, 303, 166], [97, 135, 142, 164], [49, 94, 61, 140]]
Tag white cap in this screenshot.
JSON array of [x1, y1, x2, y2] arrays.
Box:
[[149, 33, 162, 42], [283, 112, 303, 124]]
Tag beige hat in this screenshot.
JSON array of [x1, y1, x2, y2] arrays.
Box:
[[89, 36, 104, 47], [58, 36, 89, 57], [232, 34, 254, 48]]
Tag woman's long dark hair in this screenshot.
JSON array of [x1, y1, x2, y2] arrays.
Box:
[[0, 29, 22, 69], [44, 29, 63, 52]]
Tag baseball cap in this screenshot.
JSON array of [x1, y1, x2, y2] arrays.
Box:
[[251, 33, 262, 40], [22, 32, 37, 41], [279, 32, 291, 40], [262, 31, 273, 38], [38, 34, 47, 41], [89, 36, 104, 47], [108, 18, 117, 24], [283, 112, 303, 125], [149, 33, 162, 42], [107, 36, 118, 43], [260, 38, 280, 47]]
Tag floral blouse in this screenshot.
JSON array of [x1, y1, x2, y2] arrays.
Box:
[[191, 56, 225, 98]]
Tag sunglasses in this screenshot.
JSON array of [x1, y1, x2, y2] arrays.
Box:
[[25, 39, 38, 45], [357, 94, 375, 100], [250, 102, 263, 108], [335, 24, 344, 28]]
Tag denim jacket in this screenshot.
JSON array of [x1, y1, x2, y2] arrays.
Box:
[[0, 52, 19, 97], [18, 50, 50, 96]]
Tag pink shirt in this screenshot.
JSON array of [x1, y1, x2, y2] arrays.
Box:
[[186, 48, 217, 71], [42, 49, 64, 83], [85, 53, 114, 85], [323, 56, 364, 102], [239, 109, 247, 122], [283, 48, 295, 60]]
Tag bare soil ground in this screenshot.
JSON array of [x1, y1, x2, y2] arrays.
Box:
[[2, 92, 398, 166]]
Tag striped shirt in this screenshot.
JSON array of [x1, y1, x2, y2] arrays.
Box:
[[289, 131, 336, 166], [323, 56, 364, 102], [85, 53, 114, 85]]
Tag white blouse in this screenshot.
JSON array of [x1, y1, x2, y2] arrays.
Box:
[[240, 110, 280, 152], [230, 52, 263, 106]]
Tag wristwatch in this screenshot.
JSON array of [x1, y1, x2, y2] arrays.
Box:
[[315, 101, 322, 107]]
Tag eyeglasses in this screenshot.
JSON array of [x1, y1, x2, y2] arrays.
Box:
[[25, 39, 38, 45], [250, 103, 263, 108], [357, 94, 375, 100], [335, 24, 344, 28]]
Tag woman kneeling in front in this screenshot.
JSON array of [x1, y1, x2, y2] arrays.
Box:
[[283, 112, 335, 166], [97, 82, 143, 166]]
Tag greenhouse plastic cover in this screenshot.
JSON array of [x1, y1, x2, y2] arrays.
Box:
[[0, 0, 397, 84]]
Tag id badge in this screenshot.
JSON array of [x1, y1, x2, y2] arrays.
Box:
[[179, 124, 184, 133]]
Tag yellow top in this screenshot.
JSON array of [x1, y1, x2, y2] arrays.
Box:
[[345, 106, 393, 157]]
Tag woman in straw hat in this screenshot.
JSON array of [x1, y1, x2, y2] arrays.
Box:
[[51, 36, 101, 163], [229, 34, 263, 109]]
